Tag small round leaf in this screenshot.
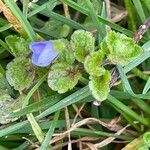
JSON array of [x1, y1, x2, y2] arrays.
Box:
[[84, 50, 105, 76], [48, 63, 81, 93], [6, 58, 35, 91], [89, 71, 111, 101], [71, 30, 95, 62], [102, 31, 143, 66]]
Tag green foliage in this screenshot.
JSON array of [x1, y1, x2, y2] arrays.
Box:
[[53, 39, 75, 64], [143, 132, 150, 147], [121, 137, 145, 150], [89, 71, 111, 101], [77, 0, 101, 14], [5, 35, 30, 57], [138, 145, 149, 150], [48, 63, 81, 93], [71, 30, 95, 62], [0, 73, 7, 91], [84, 50, 105, 76], [6, 57, 35, 91], [0, 92, 23, 124], [41, 19, 70, 38], [102, 31, 143, 66]]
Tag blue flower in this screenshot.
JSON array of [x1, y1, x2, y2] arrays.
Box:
[[29, 41, 58, 67]]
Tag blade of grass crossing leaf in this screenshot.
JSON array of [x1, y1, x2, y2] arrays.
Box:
[[36, 86, 90, 119], [124, 40, 150, 73], [107, 94, 150, 127], [143, 77, 150, 94], [124, 51, 150, 73], [39, 111, 60, 150], [0, 86, 91, 137], [12, 94, 93, 118], [23, 72, 48, 107], [11, 94, 63, 118], [4, 0, 36, 41]]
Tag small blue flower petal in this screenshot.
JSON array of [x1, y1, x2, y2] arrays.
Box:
[[29, 41, 58, 67]]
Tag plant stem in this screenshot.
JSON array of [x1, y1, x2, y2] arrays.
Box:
[[131, 68, 149, 81]]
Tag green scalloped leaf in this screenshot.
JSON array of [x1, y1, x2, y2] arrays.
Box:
[[0, 93, 23, 124], [6, 58, 35, 91], [143, 132, 150, 146], [48, 63, 81, 93], [71, 30, 95, 62], [84, 50, 105, 76], [89, 71, 111, 101], [53, 39, 75, 64], [102, 31, 143, 66], [5, 35, 30, 57]]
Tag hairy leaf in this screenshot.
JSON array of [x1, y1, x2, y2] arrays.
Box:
[[6, 58, 35, 91], [48, 63, 81, 93], [71, 30, 95, 62], [5, 35, 30, 57], [102, 31, 143, 66], [89, 71, 111, 101], [0, 93, 23, 124], [84, 50, 105, 76], [53, 39, 75, 64]]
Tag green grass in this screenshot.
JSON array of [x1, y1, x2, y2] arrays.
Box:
[[0, 0, 150, 149]]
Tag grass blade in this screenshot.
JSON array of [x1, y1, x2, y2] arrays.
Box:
[[124, 40, 150, 73], [28, 0, 57, 18], [0, 23, 12, 32], [11, 94, 63, 118], [0, 86, 91, 137], [28, 3, 85, 30], [62, 0, 133, 37], [23, 0, 29, 17], [143, 77, 150, 94], [107, 94, 150, 127], [39, 111, 60, 150], [118, 66, 150, 99], [4, 0, 36, 41]]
